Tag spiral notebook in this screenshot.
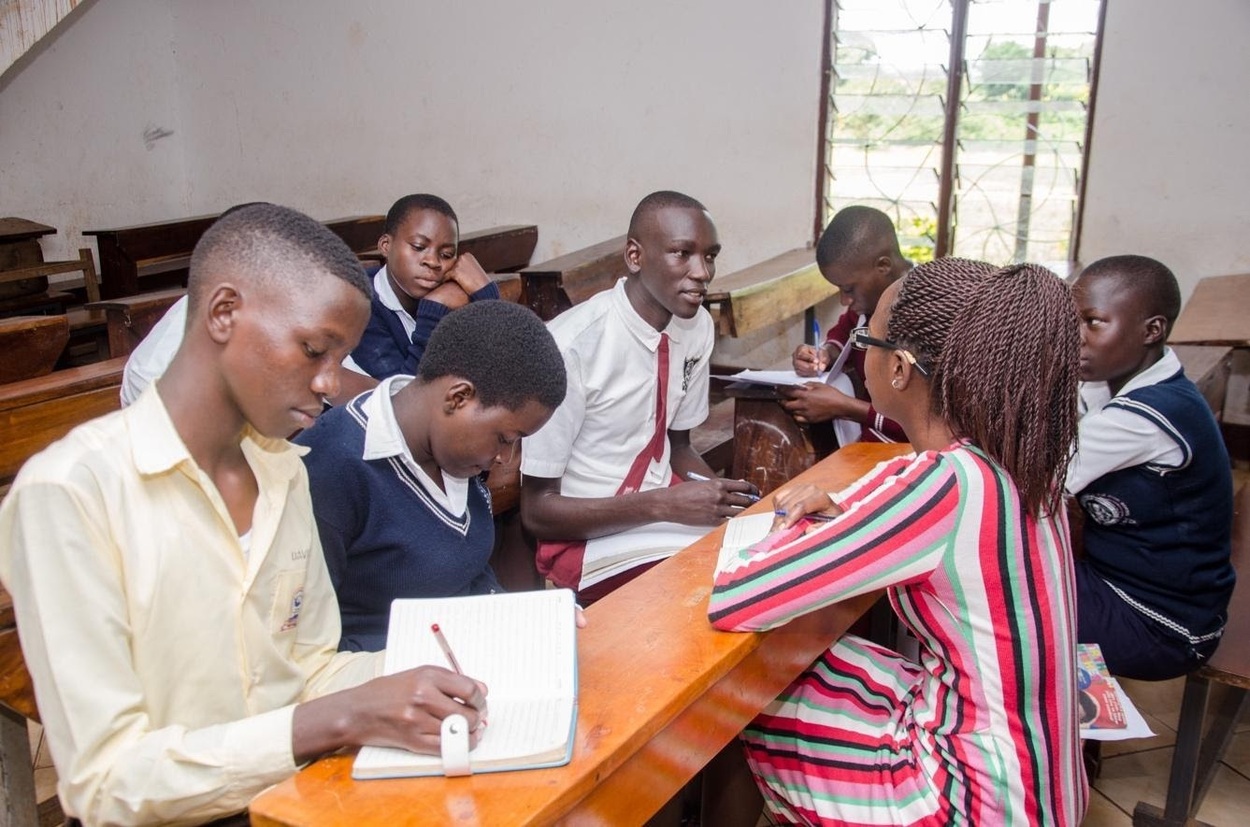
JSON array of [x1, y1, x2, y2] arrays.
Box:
[[352, 589, 579, 779]]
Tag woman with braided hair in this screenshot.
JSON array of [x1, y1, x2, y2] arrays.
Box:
[[709, 258, 1087, 825]]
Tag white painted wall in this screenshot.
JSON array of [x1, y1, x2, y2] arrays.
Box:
[[0, 0, 188, 259], [164, 0, 823, 274], [4, 0, 1246, 310], [1079, 0, 1250, 301]]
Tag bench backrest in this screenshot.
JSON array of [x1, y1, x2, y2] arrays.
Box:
[[86, 288, 186, 358], [703, 247, 836, 338], [0, 316, 69, 384], [0, 358, 125, 487], [520, 235, 627, 320]]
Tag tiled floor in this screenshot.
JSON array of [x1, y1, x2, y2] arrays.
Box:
[[1085, 676, 1250, 825], [28, 676, 1250, 825]]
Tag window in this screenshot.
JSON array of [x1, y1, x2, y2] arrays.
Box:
[[818, 0, 1104, 268]]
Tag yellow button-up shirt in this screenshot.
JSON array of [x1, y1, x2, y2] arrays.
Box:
[[0, 387, 383, 826]]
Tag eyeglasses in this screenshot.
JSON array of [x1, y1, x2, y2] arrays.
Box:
[[849, 326, 930, 377]]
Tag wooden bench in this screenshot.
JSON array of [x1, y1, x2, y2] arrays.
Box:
[[0, 317, 69, 384], [519, 236, 626, 320], [1, 218, 101, 313], [0, 358, 126, 489], [0, 360, 124, 826], [85, 214, 219, 299], [84, 214, 391, 299], [84, 288, 186, 359], [702, 247, 836, 338], [87, 214, 540, 301]]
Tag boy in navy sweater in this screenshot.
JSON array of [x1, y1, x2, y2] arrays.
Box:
[[1067, 255, 1235, 680], [349, 193, 502, 379], [298, 301, 567, 651]]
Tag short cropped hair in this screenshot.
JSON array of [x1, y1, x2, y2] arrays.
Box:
[[628, 190, 709, 237], [1078, 254, 1183, 330], [187, 203, 369, 312], [384, 194, 459, 237], [418, 301, 567, 412], [816, 206, 904, 268]]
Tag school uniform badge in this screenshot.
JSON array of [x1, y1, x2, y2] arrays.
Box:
[[280, 588, 305, 631], [1079, 492, 1135, 526], [682, 357, 700, 392]]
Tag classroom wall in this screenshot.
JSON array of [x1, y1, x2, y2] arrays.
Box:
[[1079, 0, 1250, 301], [3, 0, 1246, 319], [163, 0, 823, 278], [0, 0, 189, 247]]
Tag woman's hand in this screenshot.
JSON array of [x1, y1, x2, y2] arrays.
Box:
[[771, 483, 843, 529]]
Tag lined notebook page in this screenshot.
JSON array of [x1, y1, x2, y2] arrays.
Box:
[[715, 512, 775, 576], [353, 589, 577, 778]]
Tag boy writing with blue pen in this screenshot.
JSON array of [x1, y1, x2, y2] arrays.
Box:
[[783, 206, 910, 444]]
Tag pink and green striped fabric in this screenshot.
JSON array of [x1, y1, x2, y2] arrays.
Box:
[[709, 445, 1087, 825]]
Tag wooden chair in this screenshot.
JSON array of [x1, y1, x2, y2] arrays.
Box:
[[0, 316, 69, 384], [1132, 477, 1250, 826]]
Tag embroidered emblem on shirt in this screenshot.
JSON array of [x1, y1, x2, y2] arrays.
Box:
[[682, 357, 699, 392], [291, 546, 309, 561], [1079, 493, 1136, 526], [280, 588, 304, 631]]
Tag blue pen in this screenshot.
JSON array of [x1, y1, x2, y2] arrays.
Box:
[[685, 471, 760, 503], [811, 316, 821, 345], [773, 509, 836, 522]]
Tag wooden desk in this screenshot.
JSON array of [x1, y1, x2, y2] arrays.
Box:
[[725, 382, 838, 494], [250, 442, 910, 827], [0, 218, 56, 303]]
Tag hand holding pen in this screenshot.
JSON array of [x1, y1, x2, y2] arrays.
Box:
[[771, 482, 844, 529], [676, 471, 761, 524], [792, 342, 832, 377]]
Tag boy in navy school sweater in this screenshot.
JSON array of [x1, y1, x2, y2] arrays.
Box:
[[1067, 254, 1235, 680]]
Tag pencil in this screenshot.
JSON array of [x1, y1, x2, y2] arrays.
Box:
[[430, 623, 464, 675]]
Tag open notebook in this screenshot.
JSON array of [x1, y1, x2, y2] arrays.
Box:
[[352, 589, 579, 779]]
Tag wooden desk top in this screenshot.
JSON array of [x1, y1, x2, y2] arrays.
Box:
[[250, 442, 911, 827]]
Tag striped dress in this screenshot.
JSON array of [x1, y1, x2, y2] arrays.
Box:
[[709, 445, 1087, 826]]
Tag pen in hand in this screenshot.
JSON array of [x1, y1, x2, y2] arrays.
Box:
[[773, 509, 837, 522], [431, 623, 464, 675], [685, 471, 760, 503]]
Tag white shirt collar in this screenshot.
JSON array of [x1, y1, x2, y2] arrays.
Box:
[[609, 277, 692, 351], [359, 374, 468, 515], [373, 265, 417, 337], [1078, 347, 1181, 415]]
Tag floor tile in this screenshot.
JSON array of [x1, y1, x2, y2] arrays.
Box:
[[1118, 677, 1185, 725], [1101, 711, 1178, 758], [1095, 744, 1250, 824], [1082, 789, 1130, 826], [1224, 729, 1250, 778]]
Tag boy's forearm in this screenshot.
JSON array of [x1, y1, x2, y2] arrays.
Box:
[[520, 483, 676, 540]]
